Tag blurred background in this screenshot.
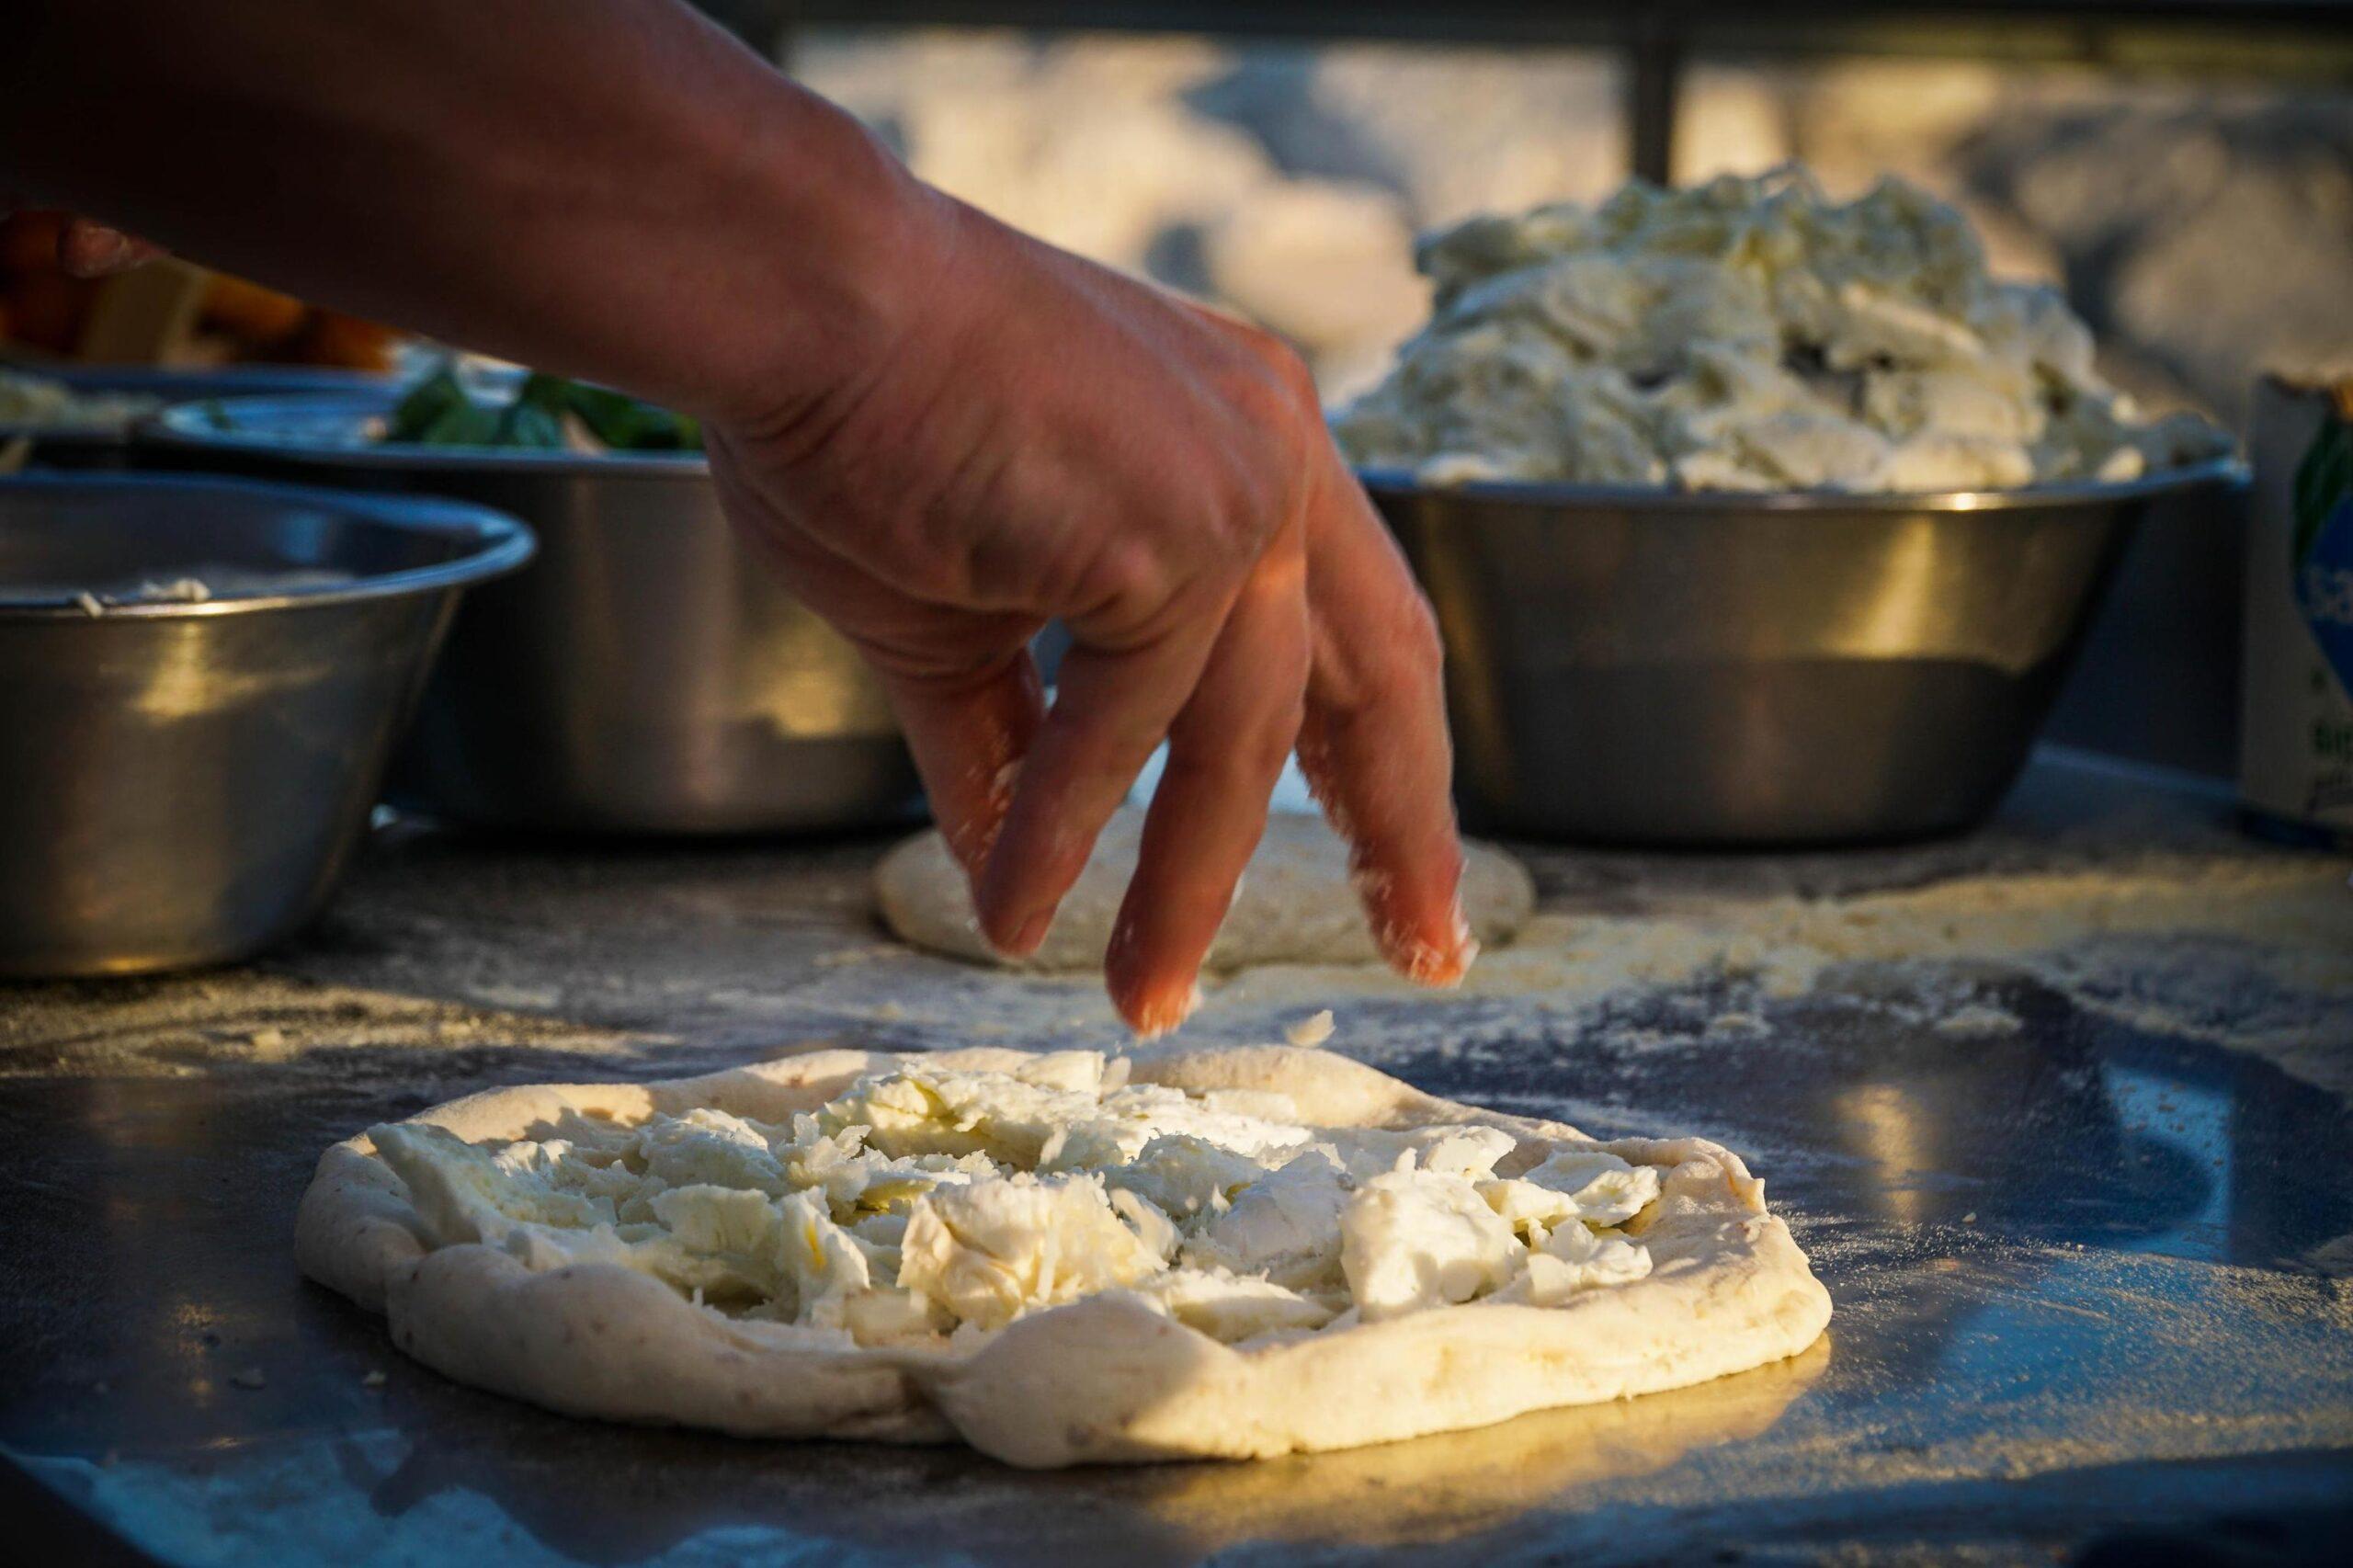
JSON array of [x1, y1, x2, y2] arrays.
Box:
[[11, 7, 2347, 423], [803, 29, 2348, 430]]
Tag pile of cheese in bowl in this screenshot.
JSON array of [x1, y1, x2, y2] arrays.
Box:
[[368, 1049, 1662, 1349], [1331, 165, 2232, 493]]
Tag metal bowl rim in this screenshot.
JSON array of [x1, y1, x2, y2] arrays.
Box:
[[141, 390, 709, 478], [0, 364, 393, 446], [0, 471, 537, 619], [1354, 456, 2247, 514]]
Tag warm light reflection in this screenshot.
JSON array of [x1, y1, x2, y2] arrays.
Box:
[[128, 620, 320, 721], [1132, 1338, 1829, 1551], [1834, 1081, 1935, 1227], [745, 616, 898, 737], [1835, 518, 1946, 664]]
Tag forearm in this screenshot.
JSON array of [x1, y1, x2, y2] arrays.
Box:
[[0, 0, 928, 422]]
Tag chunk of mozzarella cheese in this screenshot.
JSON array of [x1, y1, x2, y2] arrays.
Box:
[[1493, 1219, 1654, 1305], [1104, 1133, 1271, 1221], [1183, 1152, 1355, 1290], [897, 1174, 1163, 1329], [1319, 1124, 1518, 1183], [1339, 1165, 1521, 1322], [1519, 1149, 1662, 1226], [1133, 1267, 1337, 1343]]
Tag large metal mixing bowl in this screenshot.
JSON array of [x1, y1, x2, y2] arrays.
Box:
[[1364, 463, 2244, 846], [0, 472, 531, 977], [142, 393, 921, 835]]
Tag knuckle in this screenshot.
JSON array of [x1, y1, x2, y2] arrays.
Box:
[[1083, 536, 1166, 621], [1207, 379, 1320, 553], [1172, 716, 1298, 797], [1199, 462, 1289, 575], [1222, 328, 1320, 434], [1400, 592, 1445, 676]]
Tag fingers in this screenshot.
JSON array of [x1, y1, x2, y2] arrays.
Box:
[[58, 218, 165, 278], [882, 653, 1045, 878], [971, 607, 1222, 960], [1105, 524, 1310, 1035], [1296, 446, 1474, 987]]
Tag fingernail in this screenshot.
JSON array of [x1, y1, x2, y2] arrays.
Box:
[[1130, 983, 1201, 1040], [1402, 939, 1473, 987], [1399, 903, 1477, 987], [1000, 908, 1053, 958]]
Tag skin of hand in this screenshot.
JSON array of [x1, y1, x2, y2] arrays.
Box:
[[715, 188, 1475, 1032], [0, 0, 1475, 1034]]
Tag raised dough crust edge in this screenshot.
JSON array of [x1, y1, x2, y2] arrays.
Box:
[[295, 1045, 1832, 1467]]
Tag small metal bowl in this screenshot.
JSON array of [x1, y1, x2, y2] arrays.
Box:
[[142, 392, 922, 835], [1, 364, 388, 470], [0, 472, 531, 977], [1364, 462, 2245, 846]]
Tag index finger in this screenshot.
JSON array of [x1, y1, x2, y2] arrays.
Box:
[[1295, 442, 1475, 986]]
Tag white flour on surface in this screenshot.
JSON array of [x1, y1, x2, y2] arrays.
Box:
[[1186, 855, 2353, 1096], [17, 779, 2347, 1105], [0, 973, 635, 1084]]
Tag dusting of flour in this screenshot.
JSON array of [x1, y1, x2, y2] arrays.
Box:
[[1208, 856, 2353, 1098]]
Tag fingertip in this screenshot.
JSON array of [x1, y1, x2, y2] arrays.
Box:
[[1370, 883, 1478, 989], [1106, 910, 1204, 1038], [999, 905, 1056, 960], [972, 859, 1057, 958], [1401, 926, 1477, 989], [1121, 980, 1201, 1040]]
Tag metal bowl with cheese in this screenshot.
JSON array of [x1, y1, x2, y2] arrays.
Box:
[[1333, 167, 2243, 845]]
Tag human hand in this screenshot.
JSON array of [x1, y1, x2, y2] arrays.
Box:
[[708, 191, 1474, 1034]]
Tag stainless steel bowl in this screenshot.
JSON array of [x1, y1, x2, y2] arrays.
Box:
[[1, 364, 388, 469], [0, 472, 531, 976], [1364, 463, 2245, 846], [142, 393, 921, 835]]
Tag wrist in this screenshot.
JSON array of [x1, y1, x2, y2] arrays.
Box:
[[705, 87, 959, 434]]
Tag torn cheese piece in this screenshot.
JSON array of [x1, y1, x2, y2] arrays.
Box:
[[1339, 1163, 1522, 1323]]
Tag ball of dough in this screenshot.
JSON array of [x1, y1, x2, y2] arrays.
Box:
[[875, 806, 1535, 971]]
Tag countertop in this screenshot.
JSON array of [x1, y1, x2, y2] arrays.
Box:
[[5, 748, 2351, 1565]]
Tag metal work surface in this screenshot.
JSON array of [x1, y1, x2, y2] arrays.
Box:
[[3, 753, 2350, 1563]]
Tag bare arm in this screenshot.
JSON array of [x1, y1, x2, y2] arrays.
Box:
[[1, 0, 904, 426], [2, 0, 1475, 1030]]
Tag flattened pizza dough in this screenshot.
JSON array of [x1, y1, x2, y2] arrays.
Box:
[[296, 1044, 1831, 1467], [876, 807, 1537, 970]]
